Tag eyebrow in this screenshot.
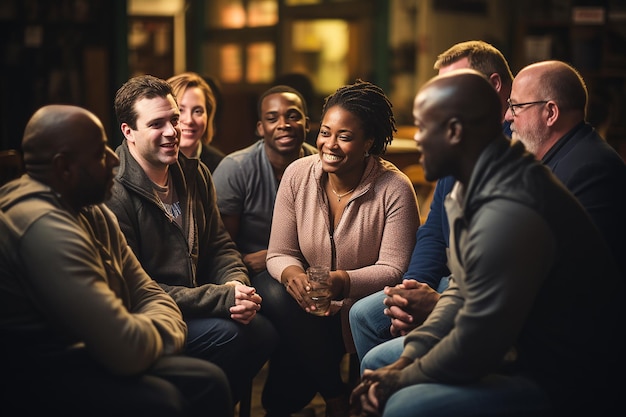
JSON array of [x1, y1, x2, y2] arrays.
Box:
[[143, 113, 178, 126], [143, 117, 167, 126]]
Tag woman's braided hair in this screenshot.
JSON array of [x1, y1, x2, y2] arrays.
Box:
[[321, 79, 396, 155]]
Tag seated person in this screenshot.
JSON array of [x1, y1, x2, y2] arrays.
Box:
[[106, 74, 277, 404], [0, 104, 232, 417], [254, 79, 420, 417], [212, 85, 317, 275], [506, 59, 626, 279], [167, 72, 225, 172], [350, 40, 515, 365], [350, 69, 624, 417]]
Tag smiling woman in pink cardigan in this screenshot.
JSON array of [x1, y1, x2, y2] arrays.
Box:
[[251, 80, 420, 417]]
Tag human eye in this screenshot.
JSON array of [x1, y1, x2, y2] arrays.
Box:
[[171, 116, 179, 126], [194, 107, 205, 116], [319, 129, 330, 137]]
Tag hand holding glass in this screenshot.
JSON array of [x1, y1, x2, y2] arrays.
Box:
[[306, 266, 331, 316]]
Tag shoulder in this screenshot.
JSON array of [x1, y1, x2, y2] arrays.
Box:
[[215, 142, 264, 172], [301, 142, 318, 155], [374, 158, 414, 189], [286, 153, 318, 173], [281, 155, 319, 190]]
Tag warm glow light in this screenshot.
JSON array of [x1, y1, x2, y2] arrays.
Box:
[[247, 43, 275, 83], [220, 44, 243, 82], [221, 4, 246, 28], [291, 20, 348, 94], [248, 0, 278, 27]]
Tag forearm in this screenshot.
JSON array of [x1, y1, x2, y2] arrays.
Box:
[[160, 282, 235, 318]]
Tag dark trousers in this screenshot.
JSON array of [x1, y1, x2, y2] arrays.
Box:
[[3, 351, 233, 417], [252, 271, 347, 415], [185, 312, 278, 404]]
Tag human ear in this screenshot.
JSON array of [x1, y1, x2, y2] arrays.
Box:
[[255, 120, 265, 138], [447, 117, 463, 146], [120, 123, 134, 143], [51, 152, 74, 183], [545, 101, 559, 127], [489, 73, 502, 93]]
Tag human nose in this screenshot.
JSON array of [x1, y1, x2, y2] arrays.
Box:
[[322, 134, 338, 149], [277, 115, 291, 129], [504, 106, 514, 122], [164, 121, 178, 137]]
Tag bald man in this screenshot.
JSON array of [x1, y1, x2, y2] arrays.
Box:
[[350, 40, 515, 364], [506, 60, 626, 278], [0, 105, 232, 417], [350, 70, 624, 417]]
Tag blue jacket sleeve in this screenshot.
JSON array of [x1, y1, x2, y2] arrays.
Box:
[[402, 176, 454, 289]]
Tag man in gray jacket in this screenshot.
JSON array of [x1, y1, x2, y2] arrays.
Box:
[[0, 104, 232, 416], [106, 75, 277, 404], [349, 70, 624, 417]]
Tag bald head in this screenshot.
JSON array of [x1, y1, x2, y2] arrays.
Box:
[[417, 69, 502, 138], [506, 60, 587, 159], [22, 105, 105, 174], [513, 60, 587, 114], [21, 105, 118, 211], [413, 69, 503, 184]]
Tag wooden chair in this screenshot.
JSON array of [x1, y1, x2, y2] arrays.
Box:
[[0, 149, 24, 186], [402, 163, 436, 223]]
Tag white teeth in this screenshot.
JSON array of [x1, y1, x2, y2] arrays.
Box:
[[324, 153, 342, 161]]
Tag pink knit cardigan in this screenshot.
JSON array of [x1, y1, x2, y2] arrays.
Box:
[[267, 154, 420, 351]]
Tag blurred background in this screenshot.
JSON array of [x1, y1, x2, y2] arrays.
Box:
[[1, 0, 624, 160]]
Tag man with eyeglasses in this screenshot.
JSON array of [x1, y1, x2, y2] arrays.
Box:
[[506, 60, 626, 279], [350, 68, 624, 417]]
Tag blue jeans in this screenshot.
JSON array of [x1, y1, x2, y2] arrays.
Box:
[[185, 315, 277, 404], [360, 334, 404, 374], [356, 276, 555, 417], [381, 374, 552, 417], [350, 276, 449, 363], [360, 322, 553, 416]]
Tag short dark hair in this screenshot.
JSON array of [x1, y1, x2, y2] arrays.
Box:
[[114, 74, 174, 130], [257, 85, 308, 119], [321, 79, 396, 156]]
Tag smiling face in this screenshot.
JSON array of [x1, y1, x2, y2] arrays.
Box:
[[257, 92, 308, 158], [412, 91, 453, 182], [317, 105, 373, 175], [121, 94, 181, 172], [177, 86, 208, 157]]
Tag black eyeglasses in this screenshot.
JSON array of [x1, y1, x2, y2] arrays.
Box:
[[507, 99, 549, 117]]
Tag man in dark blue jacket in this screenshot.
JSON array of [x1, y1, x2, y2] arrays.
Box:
[[506, 59, 626, 279], [350, 40, 514, 365]]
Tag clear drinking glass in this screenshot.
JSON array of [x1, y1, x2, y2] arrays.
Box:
[[306, 266, 331, 316]]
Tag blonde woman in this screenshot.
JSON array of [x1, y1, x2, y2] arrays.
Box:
[[167, 72, 225, 172]]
